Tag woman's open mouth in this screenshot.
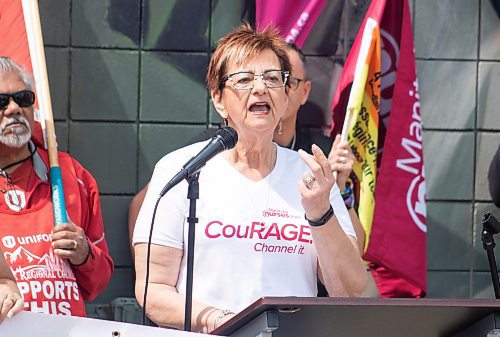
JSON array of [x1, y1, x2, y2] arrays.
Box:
[[249, 102, 271, 115]]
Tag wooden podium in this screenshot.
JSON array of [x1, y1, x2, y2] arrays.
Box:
[[213, 297, 500, 337]]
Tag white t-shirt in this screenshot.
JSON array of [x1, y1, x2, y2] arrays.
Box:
[[133, 141, 356, 313]]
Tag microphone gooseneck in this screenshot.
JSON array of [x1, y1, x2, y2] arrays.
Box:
[[159, 127, 238, 197]]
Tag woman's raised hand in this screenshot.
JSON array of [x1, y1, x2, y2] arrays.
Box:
[[298, 144, 335, 221]]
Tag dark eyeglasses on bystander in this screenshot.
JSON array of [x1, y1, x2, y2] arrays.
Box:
[[0, 90, 35, 110]]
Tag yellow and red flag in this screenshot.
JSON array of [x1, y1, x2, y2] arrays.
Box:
[[331, 0, 426, 297], [340, 17, 380, 246]]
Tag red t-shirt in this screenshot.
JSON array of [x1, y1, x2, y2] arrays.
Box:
[[0, 148, 114, 316]]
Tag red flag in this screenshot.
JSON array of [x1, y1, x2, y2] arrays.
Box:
[[256, 0, 326, 47], [331, 0, 426, 297], [0, 0, 44, 147], [0, 1, 32, 72]]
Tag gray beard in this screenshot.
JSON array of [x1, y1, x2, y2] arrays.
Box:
[[0, 116, 31, 148]]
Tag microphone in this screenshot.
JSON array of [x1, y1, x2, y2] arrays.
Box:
[[159, 127, 238, 197]]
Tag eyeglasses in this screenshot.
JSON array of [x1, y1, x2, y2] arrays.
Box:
[[222, 70, 289, 90], [289, 76, 305, 90], [0, 90, 35, 110]]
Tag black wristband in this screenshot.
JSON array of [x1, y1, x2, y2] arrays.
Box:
[[305, 204, 334, 227]]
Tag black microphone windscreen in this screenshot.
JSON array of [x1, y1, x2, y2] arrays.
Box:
[[215, 127, 238, 150]]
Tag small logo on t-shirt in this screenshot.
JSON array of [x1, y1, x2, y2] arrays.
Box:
[[2, 235, 16, 249], [262, 208, 301, 219], [4, 189, 26, 212]]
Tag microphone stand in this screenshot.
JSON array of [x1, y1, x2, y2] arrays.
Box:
[[481, 212, 500, 299], [184, 172, 200, 331]]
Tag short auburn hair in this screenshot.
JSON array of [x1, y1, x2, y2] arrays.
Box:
[[206, 22, 291, 95]]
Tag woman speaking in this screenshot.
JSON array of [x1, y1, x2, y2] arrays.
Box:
[[133, 23, 367, 333]]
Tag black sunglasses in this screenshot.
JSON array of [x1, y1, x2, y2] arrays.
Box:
[[0, 90, 35, 110]]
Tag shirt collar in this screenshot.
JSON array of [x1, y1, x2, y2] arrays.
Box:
[[29, 140, 49, 183]]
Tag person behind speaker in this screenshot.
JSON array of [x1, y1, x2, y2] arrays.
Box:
[[132, 23, 367, 333]]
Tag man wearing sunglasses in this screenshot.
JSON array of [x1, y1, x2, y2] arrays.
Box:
[[0, 56, 113, 317]]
